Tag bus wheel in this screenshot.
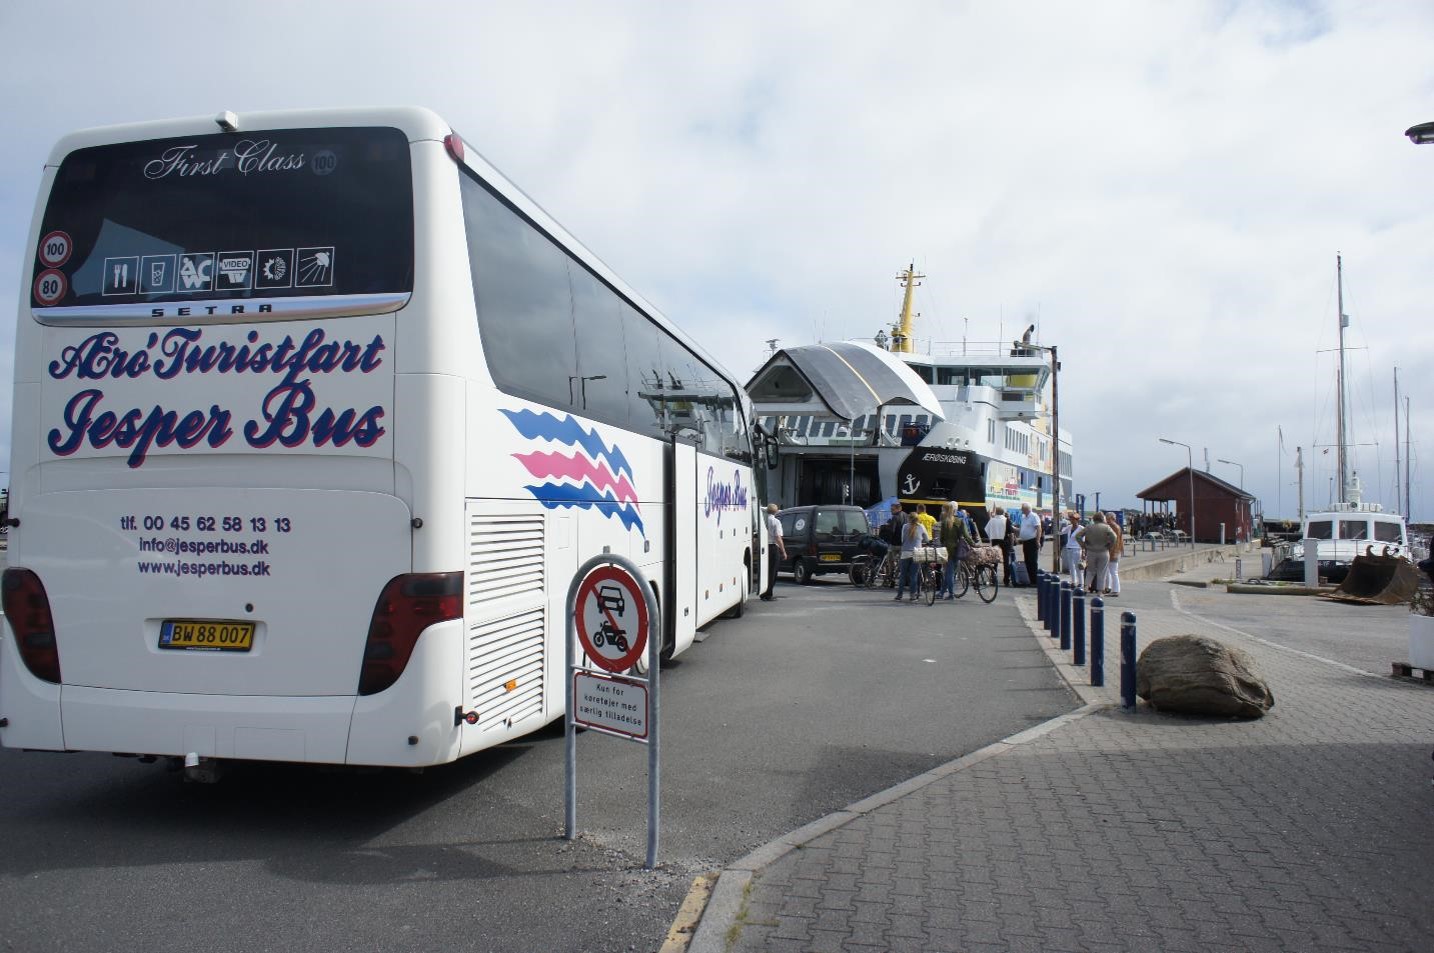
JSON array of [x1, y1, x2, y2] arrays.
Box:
[[793, 559, 812, 585]]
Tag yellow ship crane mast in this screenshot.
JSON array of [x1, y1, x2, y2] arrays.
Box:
[[888, 263, 924, 354]]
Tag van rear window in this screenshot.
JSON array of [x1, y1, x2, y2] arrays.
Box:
[[31, 126, 413, 316]]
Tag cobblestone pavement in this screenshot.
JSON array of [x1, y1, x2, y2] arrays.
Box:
[[695, 565, 1434, 953]]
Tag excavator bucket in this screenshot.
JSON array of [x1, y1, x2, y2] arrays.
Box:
[[1325, 549, 1422, 605]]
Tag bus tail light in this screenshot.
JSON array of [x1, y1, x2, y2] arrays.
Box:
[[2, 569, 61, 684], [359, 572, 463, 696]]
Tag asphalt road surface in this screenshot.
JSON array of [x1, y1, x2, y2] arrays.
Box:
[[1163, 580, 1413, 676], [0, 574, 1075, 953]]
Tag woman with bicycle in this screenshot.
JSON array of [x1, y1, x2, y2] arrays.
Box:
[[893, 511, 929, 602], [937, 502, 974, 600]]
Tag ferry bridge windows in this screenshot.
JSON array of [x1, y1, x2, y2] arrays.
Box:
[[1306, 520, 1333, 540]]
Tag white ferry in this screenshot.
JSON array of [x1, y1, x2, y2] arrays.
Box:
[[747, 265, 1073, 522]]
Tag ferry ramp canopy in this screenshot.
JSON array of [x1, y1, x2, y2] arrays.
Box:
[[746, 341, 944, 423]]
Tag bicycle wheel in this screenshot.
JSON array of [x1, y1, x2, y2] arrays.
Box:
[[924, 564, 938, 605], [849, 556, 869, 587], [863, 555, 880, 588], [973, 563, 998, 603]]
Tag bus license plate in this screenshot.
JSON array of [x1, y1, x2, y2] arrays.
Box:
[[820, 553, 841, 562], [159, 620, 255, 652]]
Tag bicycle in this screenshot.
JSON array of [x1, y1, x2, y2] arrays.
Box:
[[948, 545, 1000, 604], [914, 544, 943, 606], [855, 548, 898, 589]]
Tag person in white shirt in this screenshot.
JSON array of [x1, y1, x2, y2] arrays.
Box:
[[1016, 503, 1043, 586], [761, 504, 785, 600], [985, 506, 1012, 586]]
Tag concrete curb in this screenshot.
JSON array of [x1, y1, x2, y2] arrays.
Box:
[[685, 702, 1104, 953]]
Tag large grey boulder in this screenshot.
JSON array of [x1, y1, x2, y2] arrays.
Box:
[[1136, 635, 1274, 718]]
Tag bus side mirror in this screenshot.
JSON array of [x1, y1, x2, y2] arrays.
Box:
[[765, 432, 779, 470]]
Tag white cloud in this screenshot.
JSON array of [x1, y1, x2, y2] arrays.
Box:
[[1, 0, 1433, 517]]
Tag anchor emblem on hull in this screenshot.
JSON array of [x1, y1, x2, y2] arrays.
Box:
[[902, 474, 920, 495]]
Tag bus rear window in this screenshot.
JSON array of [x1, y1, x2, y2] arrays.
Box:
[[31, 126, 413, 318]]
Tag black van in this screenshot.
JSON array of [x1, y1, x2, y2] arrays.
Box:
[[776, 505, 871, 584]]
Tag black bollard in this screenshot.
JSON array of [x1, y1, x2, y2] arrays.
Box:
[[1036, 572, 1046, 623], [1120, 610, 1137, 709], [1042, 574, 1055, 633], [1090, 596, 1105, 686], [1073, 587, 1086, 666], [1059, 581, 1072, 650]]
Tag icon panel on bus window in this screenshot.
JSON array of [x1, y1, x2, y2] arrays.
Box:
[[140, 254, 176, 294], [295, 247, 334, 287], [215, 251, 255, 291], [177, 253, 216, 293], [102, 256, 140, 296], [255, 249, 294, 289]]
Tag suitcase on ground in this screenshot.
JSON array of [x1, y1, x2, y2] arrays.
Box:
[[1011, 558, 1029, 586]]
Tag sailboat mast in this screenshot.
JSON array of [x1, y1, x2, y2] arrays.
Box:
[[1394, 367, 1401, 516], [1336, 254, 1348, 504], [1405, 395, 1412, 522]]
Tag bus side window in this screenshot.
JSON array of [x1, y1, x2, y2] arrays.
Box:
[[462, 175, 578, 409]]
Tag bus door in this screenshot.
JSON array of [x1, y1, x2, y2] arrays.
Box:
[[670, 440, 698, 652]]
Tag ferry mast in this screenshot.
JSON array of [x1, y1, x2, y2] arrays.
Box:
[[888, 264, 924, 354]]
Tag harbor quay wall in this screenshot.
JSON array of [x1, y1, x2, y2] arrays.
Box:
[[1118, 544, 1244, 583]]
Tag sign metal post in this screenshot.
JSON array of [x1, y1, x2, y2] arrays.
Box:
[[564, 551, 662, 869]]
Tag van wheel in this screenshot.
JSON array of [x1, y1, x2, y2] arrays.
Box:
[[793, 559, 812, 585]]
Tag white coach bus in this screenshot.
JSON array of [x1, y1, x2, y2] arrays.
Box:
[[2, 107, 767, 768]]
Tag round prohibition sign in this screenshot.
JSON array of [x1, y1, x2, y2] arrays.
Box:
[[574, 564, 649, 673], [33, 269, 67, 305], [38, 230, 73, 268]]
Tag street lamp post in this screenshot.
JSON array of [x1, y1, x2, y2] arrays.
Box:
[[1014, 337, 1061, 571], [1217, 457, 1245, 545], [1159, 437, 1196, 548]]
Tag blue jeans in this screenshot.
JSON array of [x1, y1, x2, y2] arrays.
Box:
[[941, 558, 955, 597], [896, 557, 917, 596]]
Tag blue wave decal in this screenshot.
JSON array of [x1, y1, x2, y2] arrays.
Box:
[[499, 408, 633, 478], [501, 408, 645, 537], [524, 482, 645, 533]]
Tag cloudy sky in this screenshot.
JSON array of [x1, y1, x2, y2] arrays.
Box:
[[2, 1, 1432, 521]]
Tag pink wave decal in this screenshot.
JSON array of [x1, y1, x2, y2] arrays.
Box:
[[514, 450, 639, 505]]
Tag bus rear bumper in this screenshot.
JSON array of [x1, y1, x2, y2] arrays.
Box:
[[59, 686, 358, 764], [0, 632, 64, 751]]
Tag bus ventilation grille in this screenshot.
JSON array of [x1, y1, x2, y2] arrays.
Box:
[[467, 607, 545, 731], [467, 513, 545, 604]]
